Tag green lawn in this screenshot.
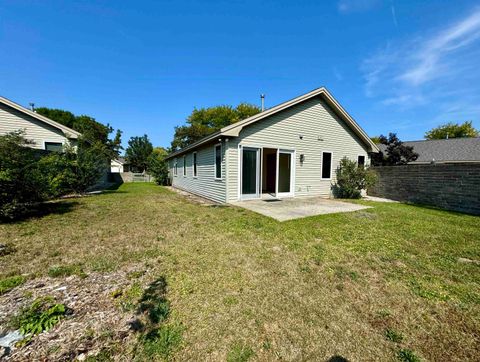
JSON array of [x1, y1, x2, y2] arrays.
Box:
[[1, 183, 479, 361]]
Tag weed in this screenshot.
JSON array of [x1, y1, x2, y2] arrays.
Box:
[[227, 342, 255, 362], [0, 243, 16, 256], [85, 348, 114, 361], [0, 275, 26, 295], [11, 297, 67, 336], [118, 283, 143, 312], [141, 324, 183, 359], [385, 328, 403, 343], [311, 244, 326, 265], [47, 264, 86, 278], [397, 348, 421, 362], [127, 270, 146, 279], [223, 296, 239, 306]]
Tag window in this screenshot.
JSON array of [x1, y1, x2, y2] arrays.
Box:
[[45, 142, 63, 152], [193, 152, 198, 177], [357, 155, 366, 167], [174, 159, 178, 176], [183, 155, 187, 176], [321, 152, 332, 179], [214, 144, 222, 179]]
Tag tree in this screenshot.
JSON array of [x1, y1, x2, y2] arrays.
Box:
[[171, 103, 261, 150], [35, 107, 122, 158], [425, 121, 479, 140], [125, 135, 153, 172], [148, 147, 169, 185], [370, 136, 382, 144], [333, 157, 377, 199], [371, 133, 418, 166]]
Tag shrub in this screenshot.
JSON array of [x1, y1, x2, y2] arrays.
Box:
[[148, 147, 169, 185], [0, 131, 49, 219], [332, 157, 377, 199]]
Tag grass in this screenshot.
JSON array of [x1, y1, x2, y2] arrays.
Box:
[[0, 275, 26, 295], [0, 183, 479, 360]]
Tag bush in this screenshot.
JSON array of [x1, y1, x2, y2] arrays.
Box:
[[0, 131, 49, 219], [332, 157, 377, 199], [0, 131, 108, 220]]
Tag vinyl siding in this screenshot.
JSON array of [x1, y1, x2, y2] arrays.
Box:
[[226, 96, 369, 202], [0, 103, 72, 149], [169, 141, 226, 203]]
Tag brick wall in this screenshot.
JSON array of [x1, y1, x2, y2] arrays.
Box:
[[368, 163, 480, 215]]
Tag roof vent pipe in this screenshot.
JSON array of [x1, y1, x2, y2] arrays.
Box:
[[260, 94, 265, 111], [29, 103, 35, 112]]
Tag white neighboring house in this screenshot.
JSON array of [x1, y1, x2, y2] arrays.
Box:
[[111, 157, 130, 173], [0, 96, 81, 150]]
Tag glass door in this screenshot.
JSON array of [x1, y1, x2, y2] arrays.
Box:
[[276, 150, 294, 197], [241, 147, 260, 199]]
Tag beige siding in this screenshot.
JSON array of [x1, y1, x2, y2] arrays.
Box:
[[169, 142, 226, 203], [226, 96, 369, 202], [0, 103, 71, 149]]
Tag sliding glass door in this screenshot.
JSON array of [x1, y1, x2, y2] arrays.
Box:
[[277, 149, 294, 197], [241, 147, 260, 199]]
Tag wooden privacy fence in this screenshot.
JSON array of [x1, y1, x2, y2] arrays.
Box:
[[368, 163, 480, 215]]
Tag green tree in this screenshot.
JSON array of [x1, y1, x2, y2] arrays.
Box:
[[148, 147, 169, 185], [35, 107, 122, 158], [425, 121, 479, 140], [171, 103, 261, 150], [333, 157, 377, 199], [125, 135, 153, 172], [370, 136, 382, 144], [371, 133, 418, 166]]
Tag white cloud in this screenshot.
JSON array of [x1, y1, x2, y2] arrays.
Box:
[[362, 7, 480, 109], [337, 0, 380, 13]]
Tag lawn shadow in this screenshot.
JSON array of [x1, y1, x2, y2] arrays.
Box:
[[128, 276, 170, 333], [327, 356, 349, 362], [0, 201, 79, 224]]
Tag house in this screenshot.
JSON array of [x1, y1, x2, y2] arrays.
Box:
[[165, 87, 379, 203], [0, 96, 81, 150], [378, 137, 480, 164], [110, 157, 130, 173]]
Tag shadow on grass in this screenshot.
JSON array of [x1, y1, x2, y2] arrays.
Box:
[[129, 277, 170, 333], [0, 201, 79, 224], [327, 356, 349, 362]]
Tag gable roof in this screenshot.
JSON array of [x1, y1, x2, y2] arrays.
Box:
[[0, 96, 82, 139], [378, 137, 480, 163], [165, 87, 379, 160]]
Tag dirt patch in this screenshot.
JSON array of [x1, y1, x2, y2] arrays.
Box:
[[0, 269, 144, 361]]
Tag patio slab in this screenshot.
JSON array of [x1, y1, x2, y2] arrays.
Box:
[[231, 196, 371, 221]]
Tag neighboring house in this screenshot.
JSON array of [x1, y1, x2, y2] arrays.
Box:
[[378, 137, 480, 164], [0, 96, 81, 150], [165, 87, 379, 203], [110, 157, 131, 173]]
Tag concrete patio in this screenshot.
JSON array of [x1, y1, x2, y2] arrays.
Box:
[[231, 196, 371, 221]]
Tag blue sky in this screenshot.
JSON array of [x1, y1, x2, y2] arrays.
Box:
[[1, 0, 479, 150]]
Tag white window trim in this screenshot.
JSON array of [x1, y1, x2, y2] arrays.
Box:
[[321, 151, 333, 180], [183, 155, 187, 177], [192, 151, 198, 178], [214, 143, 222, 180]]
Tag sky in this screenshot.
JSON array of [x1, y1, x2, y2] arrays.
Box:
[[1, 0, 480, 150]]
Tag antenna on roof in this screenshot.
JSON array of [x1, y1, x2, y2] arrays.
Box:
[[260, 94, 265, 111], [29, 103, 35, 112]]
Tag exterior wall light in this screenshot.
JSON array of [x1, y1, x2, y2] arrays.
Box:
[[300, 154, 305, 163]]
